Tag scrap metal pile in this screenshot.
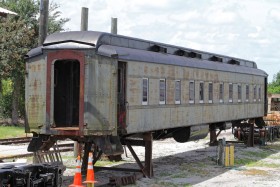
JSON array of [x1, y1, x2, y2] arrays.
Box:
[[0, 163, 65, 187]]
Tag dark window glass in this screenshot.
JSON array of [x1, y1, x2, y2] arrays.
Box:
[[142, 78, 148, 104], [189, 81, 195, 103], [175, 80, 181, 104], [159, 79, 166, 104]]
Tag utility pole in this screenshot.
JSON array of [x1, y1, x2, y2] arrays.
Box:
[[38, 0, 49, 46], [74, 7, 89, 158], [111, 17, 117, 34], [80, 7, 88, 31]]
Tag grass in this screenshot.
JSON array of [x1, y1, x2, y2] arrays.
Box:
[[241, 150, 273, 159], [0, 126, 29, 139], [156, 181, 192, 187], [235, 158, 257, 166], [242, 169, 269, 176], [246, 161, 280, 168]]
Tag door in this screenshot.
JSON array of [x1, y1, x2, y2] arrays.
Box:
[[53, 59, 80, 127], [47, 50, 85, 135], [117, 61, 127, 130]]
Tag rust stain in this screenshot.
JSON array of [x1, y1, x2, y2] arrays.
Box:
[[160, 66, 165, 74], [205, 72, 209, 80], [155, 66, 159, 75], [166, 80, 174, 103], [144, 65, 148, 74], [183, 69, 189, 79], [167, 66, 175, 77]]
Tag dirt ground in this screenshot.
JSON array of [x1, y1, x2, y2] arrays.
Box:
[[62, 130, 280, 187]]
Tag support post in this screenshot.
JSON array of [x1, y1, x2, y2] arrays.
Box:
[[38, 0, 49, 46], [247, 123, 254, 147], [81, 142, 92, 175], [209, 124, 218, 146], [111, 17, 117, 34], [143, 132, 153, 178]]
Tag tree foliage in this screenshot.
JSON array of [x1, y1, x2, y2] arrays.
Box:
[[268, 72, 280, 94], [0, 0, 69, 123]]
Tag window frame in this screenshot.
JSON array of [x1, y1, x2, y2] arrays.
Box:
[[237, 84, 242, 103], [142, 78, 149, 105], [245, 84, 249, 102], [159, 79, 166, 105], [189, 80, 195, 104], [175, 80, 181, 104], [258, 86, 261, 101], [219, 83, 224, 103], [229, 83, 233, 103], [253, 85, 257, 102], [199, 81, 204, 104], [208, 82, 213, 103]]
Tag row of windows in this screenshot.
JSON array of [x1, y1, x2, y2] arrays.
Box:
[[142, 78, 262, 105]]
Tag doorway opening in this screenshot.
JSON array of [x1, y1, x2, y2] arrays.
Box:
[[53, 59, 80, 127], [117, 61, 127, 131]]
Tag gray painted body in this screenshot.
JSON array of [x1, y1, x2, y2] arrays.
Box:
[[25, 31, 267, 136]]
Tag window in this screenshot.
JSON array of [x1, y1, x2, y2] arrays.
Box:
[[209, 82, 213, 103], [229, 83, 233, 103], [238, 84, 242, 102], [175, 80, 181, 104], [246, 84, 249, 102], [219, 83, 224, 103], [159, 79, 166, 104], [258, 86, 261, 101], [253, 85, 257, 102], [142, 78, 148, 105], [199, 82, 204, 103], [189, 81, 195, 103]]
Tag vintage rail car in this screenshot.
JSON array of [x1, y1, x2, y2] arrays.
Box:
[[25, 31, 267, 159]]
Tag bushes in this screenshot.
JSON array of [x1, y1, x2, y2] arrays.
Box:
[[0, 79, 24, 120]]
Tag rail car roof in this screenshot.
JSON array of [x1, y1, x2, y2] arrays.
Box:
[[26, 31, 267, 77]]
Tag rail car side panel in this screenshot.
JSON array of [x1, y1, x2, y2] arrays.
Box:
[[25, 56, 46, 133], [84, 55, 118, 136], [125, 61, 265, 134]]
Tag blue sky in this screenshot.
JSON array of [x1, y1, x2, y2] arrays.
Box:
[[53, 0, 280, 82]]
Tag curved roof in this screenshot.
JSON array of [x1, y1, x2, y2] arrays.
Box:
[[26, 31, 267, 77]]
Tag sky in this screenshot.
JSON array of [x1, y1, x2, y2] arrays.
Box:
[[52, 0, 280, 82]]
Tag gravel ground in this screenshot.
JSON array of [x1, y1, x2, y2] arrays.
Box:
[[62, 130, 280, 187]]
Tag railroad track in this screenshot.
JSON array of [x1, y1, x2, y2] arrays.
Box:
[[0, 137, 32, 145], [0, 142, 74, 160]]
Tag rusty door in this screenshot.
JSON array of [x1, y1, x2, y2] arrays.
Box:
[[117, 61, 127, 131], [47, 50, 85, 135]]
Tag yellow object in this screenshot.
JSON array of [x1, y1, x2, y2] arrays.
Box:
[[224, 144, 234, 167], [225, 146, 230, 167], [230, 145, 234, 166]]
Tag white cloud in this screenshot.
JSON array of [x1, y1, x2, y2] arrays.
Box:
[[52, 0, 280, 82]]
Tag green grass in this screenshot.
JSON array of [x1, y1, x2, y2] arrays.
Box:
[[235, 158, 257, 166], [246, 161, 280, 168], [95, 160, 121, 167], [0, 126, 29, 139], [242, 151, 273, 159]]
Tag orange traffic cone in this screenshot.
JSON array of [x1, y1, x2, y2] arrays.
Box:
[[69, 155, 85, 187], [84, 152, 97, 187]]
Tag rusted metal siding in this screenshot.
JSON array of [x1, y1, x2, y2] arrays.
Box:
[[125, 61, 265, 134], [84, 55, 117, 136], [25, 56, 47, 133]]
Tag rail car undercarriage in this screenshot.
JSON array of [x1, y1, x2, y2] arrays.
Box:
[[24, 118, 270, 179]]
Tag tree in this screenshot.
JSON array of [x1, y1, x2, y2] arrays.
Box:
[[0, 0, 69, 124], [268, 71, 280, 94]]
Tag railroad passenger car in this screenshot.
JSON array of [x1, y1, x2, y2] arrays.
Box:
[[25, 31, 267, 155]]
